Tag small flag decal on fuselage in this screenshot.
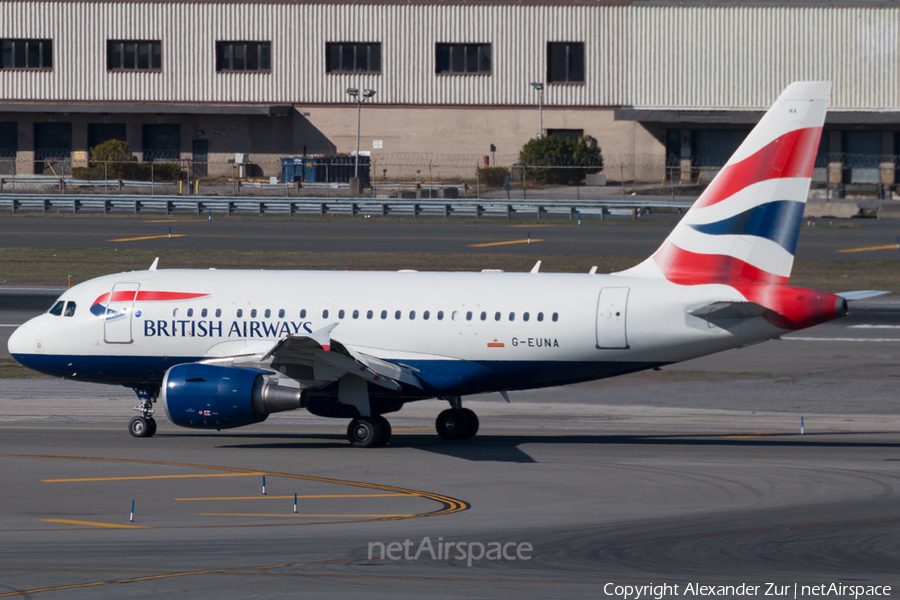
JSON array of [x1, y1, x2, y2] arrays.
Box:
[[487, 340, 505, 348]]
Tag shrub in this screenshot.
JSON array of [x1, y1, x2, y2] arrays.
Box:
[[518, 134, 603, 185], [72, 139, 186, 182], [477, 167, 511, 188]]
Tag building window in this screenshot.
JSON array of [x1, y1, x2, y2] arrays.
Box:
[[547, 42, 584, 83], [436, 43, 490, 74], [216, 41, 271, 72], [0, 39, 52, 70], [326, 42, 380, 73], [107, 40, 161, 71]]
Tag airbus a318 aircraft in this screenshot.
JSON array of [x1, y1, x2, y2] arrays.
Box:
[[7, 82, 880, 447]]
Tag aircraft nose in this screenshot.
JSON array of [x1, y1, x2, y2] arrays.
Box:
[[7, 318, 38, 358]]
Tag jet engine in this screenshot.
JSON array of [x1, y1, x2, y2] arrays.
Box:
[[161, 363, 306, 430]]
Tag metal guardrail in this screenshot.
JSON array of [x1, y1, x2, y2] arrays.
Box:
[[0, 194, 693, 219]]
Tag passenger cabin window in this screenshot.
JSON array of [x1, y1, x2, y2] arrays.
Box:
[[338, 309, 345, 319], [523, 312, 530, 322], [552, 312, 559, 322], [201, 308, 208, 318], [237, 308, 243, 318], [410, 310, 416, 320], [216, 308, 221, 317], [394, 310, 401, 320], [187, 308, 194, 317], [423, 311, 430, 320], [264, 309, 271, 318], [381, 310, 387, 319], [278, 309, 285, 318], [509, 312, 515, 321], [353, 310, 359, 319], [300, 309, 306, 318], [49, 301, 64, 316], [494, 312, 501, 321], [64, 301, 76, 317], [537, 312, 544, 322], [173, 308, 180, 317], [107, 40, 161, 71], [466, 311, 473, 321], [250, 309, 257, 318], [451, 311, 459, 321], [322, 309, 329, 318], [480, 311, 487, 321], [367, 310, 373, 319], [438, 311, 444, 320]]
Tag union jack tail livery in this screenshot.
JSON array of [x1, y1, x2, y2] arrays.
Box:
[[631, 81, 830, 287]]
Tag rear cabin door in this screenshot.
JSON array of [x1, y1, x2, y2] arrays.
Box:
[[595, 287, 629, 349], [104, 282, 140, 344]]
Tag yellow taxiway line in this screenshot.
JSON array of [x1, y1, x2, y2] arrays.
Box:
[[838, 244, 898, 253], [37, 519, 147, 529], [176, 494, 409, 501], [108, 234, 186, 242], [43, 473, 265, 483], [198, 513, 414, 518], [469, 239, 544, 247]]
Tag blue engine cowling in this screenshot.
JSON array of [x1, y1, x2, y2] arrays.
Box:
[[161, 363, 305, 430]]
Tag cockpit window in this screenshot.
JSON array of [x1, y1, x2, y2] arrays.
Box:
[[64, 301, 77, 317], [48, 301, 64, 316]]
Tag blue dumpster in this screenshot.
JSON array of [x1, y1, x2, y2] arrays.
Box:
[[280, 156, 370, 186]]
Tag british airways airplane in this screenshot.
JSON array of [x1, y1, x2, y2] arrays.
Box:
[[7, 82, 879, 447]]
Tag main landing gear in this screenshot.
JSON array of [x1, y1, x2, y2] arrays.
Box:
[[347, 415, 392, 448], [342, 396, 480, 448], [129, 387, 158, 438], [436, 396, 479, 441]]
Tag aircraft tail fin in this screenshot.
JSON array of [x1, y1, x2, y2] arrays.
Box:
[[626, 82, 830, 287]]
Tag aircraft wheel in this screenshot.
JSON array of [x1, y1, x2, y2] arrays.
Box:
[[348, 417, 381, 448], [374, 416, 392, 447], [129, 416, 153, 438], [436, 409, 469, 441], [146, 417, 158, 437], [460, 408, 479, 439]]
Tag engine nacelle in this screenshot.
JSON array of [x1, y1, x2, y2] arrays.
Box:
[[161, 363, 306, 430]]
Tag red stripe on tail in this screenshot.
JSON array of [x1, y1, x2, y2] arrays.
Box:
[[694, 127, 822, 210]]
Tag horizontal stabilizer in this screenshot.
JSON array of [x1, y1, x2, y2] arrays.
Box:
[[689, 301, 768, 320], [836, 290, 891, 302]]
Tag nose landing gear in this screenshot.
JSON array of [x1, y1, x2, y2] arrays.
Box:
[[129, 387, 158, 438]]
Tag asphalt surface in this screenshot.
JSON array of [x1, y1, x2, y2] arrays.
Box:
[[1, 215, 900, 260], [1, 290, 900, 596], [2, 214, 900, 597]]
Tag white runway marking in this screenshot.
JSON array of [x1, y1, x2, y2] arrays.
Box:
[[0, 324, 23, 327], [849, 324, 900, 329], [784, 337, 900, 342]]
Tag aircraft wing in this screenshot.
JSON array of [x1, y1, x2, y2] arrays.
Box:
[[202, 324, 419, 392]]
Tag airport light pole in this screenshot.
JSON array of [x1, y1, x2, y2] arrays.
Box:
[[530, 82, 544, 139], [346, 87, 377, 180]]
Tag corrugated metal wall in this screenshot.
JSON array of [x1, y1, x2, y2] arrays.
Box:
[[0, 2, 896, 110]]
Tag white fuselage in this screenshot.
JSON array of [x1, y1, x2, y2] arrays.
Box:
[[9, 268, 787, 397]]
